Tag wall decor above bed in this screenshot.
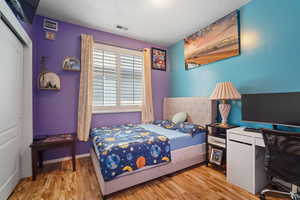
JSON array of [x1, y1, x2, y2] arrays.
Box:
[[184, 11, 240, 70], [151, 47, 167, 71]]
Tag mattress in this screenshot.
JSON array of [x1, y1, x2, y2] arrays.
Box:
[[140, 124, 206, 151]]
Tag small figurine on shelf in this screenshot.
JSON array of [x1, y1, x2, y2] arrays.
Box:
[[62, 57, 80, 71], [38, 56, 61, 90]]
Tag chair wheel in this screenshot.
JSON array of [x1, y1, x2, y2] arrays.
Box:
[[259, 194, 266, 200]]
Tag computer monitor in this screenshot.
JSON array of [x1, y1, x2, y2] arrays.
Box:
[[242, 92, 300, 127]]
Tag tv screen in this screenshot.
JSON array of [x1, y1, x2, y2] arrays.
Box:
[[5, 0, 40, 24], [242, 92, 300, 127]]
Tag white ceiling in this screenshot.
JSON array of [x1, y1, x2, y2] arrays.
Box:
[[37, 0, 250, 47]]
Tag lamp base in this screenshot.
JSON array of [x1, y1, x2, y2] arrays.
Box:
[[218, 123, 230, 128], [219, 103, 231, 128]]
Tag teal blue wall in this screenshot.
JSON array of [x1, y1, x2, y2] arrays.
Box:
[[168, 0, 300, 128]]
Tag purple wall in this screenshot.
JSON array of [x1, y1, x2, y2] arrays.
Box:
[[32, 15, 169, 160]]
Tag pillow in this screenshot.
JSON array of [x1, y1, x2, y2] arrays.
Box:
[[171, 112, 187, 124], [174, 122, 205, 136], [153, 120, 176, 129]]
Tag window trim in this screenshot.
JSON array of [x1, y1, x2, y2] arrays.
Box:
[[94, 43, 143, 57], [92, 43, 144, 114], [93, 105, 142, 114]]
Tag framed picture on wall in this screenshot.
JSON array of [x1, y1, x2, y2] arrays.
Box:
[[151, 47, 167, 71], [45, 31, 56, 40], [184, 11, 240, 70]]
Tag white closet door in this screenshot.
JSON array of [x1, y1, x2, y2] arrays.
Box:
[[0, 18, 24, 200]]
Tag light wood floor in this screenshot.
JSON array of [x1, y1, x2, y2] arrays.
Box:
[[9, 157, 287, 200]]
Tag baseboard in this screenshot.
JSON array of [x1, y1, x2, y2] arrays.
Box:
[[43, 153, 90, 165], [0, 169, 19, 200]]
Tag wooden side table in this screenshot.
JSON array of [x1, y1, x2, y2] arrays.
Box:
[[205, 123, 238, 173], [30, 133, 76, 180]]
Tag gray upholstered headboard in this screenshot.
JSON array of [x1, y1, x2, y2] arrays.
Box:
[[163, 97, 217, 126]]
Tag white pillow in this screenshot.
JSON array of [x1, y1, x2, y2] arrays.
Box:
[[171, 112, 187, 124]]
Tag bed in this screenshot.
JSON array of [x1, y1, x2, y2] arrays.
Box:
[[90, 97, 217, 197]]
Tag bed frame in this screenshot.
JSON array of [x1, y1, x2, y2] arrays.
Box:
[[91, 97, 217, 197]]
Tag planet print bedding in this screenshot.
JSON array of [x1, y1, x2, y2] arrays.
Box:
[[153, 120, 206, 136], [90, 124, 171, 181]]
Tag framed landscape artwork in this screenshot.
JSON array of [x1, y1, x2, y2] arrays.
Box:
[[151, 48, 167, 71], [184, 11, 240, 70]]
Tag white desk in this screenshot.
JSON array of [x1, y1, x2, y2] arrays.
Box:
[[227, 127, 268, 194]]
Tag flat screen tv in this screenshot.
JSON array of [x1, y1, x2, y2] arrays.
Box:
[[5, 0, 40, 24], [242, 92, 300, 127]]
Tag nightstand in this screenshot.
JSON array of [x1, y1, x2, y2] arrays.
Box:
[[205, 123, 238, 173]]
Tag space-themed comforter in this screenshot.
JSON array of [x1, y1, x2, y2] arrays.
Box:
[[90, 124, 171, 181]]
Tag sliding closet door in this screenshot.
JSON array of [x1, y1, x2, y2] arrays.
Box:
[[0, 19, 24, 199]]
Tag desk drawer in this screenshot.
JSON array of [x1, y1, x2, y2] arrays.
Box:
[[228, 133, 253, 145]]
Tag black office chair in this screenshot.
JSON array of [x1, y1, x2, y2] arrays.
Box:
[[260, 129, 300, 200]]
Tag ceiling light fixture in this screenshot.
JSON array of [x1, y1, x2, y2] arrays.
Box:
[[151, 0, 170, 8]]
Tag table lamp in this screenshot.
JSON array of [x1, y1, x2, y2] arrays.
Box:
[[209, 82, 241, 127]]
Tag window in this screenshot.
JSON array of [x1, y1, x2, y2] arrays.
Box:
[[93, 43, 144, 113]]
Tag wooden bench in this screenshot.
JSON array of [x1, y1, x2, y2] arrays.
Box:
[[30, 133, 76, 180]]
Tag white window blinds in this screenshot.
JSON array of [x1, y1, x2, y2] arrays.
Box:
[[93, 43, 144, 113]]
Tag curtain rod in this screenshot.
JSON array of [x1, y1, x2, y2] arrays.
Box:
[[94, 40, 145, 52]]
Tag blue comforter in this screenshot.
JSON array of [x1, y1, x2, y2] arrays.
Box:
[[90, 124, 171, 181]]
